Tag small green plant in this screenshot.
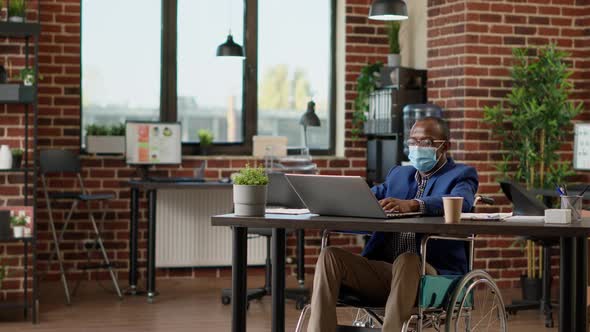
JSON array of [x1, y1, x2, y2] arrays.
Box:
[[232, 165, 269, 186], [352, 62, 383, 139], [11, 148, 23, 156], [198, 129, 214, 147], [17, 67, 43, 85], [386, 22, 401, 54], [10, 215, 27, 227], [85, 123, 125, 136], [7, 0, 26, 18]]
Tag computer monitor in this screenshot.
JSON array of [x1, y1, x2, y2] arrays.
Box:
[[125, 121, 182, 165], [499, 181, 547, 216], [574, 123, 590, 171]]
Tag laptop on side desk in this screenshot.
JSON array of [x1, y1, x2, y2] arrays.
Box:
[[285, 174, 421, 219]]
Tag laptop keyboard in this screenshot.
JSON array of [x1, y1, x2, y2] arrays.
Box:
[[386, 211, 422, 218]]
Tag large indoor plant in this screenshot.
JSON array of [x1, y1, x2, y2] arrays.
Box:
[[85, 123, 126, 154], [352, 62, 383, 139], [386, 21, 401, 67], [484, 44, 583, 300], [232, 165, 269, 217]]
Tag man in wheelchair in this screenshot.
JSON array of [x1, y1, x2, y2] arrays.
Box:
[[308, 117, 479, 331]]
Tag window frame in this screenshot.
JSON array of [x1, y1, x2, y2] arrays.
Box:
[[80, 0, 336, 156]]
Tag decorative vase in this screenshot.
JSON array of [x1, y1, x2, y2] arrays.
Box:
[[9, 16, 24, 23], [11, 154, 23, 169], [233, 185, 267, 217], [387, 54, 401, 67], [0, 145, 12, 169], [13, 226, 24, 238]]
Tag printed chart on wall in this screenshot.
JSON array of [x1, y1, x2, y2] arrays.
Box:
[[125, 122, 182, 165], [574, 123, 590, 170]]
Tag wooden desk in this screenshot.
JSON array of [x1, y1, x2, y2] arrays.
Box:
[[212, 214, 590, 332], [126, 180, 231, 301]]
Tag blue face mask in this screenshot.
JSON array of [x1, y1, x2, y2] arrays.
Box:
[[408, 146, 441, 173]]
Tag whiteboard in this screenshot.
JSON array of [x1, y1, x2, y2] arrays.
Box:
[[574, 123, 590, 170]]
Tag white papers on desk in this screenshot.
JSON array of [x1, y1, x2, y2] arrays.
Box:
[[503, 215, 545, 223], [265, 208, 310, 215], [461, 213, 512, 221]]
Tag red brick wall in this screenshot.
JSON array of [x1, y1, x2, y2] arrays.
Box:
[[427, 0, 590, 288]]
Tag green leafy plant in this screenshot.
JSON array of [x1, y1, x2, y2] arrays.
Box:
[[7, 0, 25, 18], [11, 148, 23, 157], [10, 215, 27, 227], [198, 129, 214, 147], [232, 165, 269, 186], [483, 44, 583, 190], [386, 22, 401, 54], [85, 123, 125, 136], [352, 62, 383, 139], [16, 67, 43, 85]]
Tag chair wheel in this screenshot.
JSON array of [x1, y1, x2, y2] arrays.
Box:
[[221, 296, 231, 305]]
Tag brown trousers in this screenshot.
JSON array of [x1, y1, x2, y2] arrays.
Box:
[[308, 246, 436, 332]]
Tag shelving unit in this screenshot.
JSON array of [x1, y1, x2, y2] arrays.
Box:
[[0, 1, 40, 324]]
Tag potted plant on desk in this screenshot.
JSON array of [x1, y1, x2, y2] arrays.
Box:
[[198, 129, 213, 155], [232, 165, 269, 217], [386, 21, 401, 67]]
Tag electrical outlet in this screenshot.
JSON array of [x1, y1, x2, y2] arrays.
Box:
[[82, 239, 99, 251]]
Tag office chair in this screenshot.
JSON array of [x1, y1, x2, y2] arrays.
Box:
[[40, 150, 122, 304]]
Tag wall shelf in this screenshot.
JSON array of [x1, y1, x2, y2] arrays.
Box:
[[0, 22, 40, 38], [0, 84, 35, 104]]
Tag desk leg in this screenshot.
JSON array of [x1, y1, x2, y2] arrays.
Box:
[[575, 236, 587, 331], [147, 189, 157, 301], [560, 237, 574, 332], [272, 228, 286, 332], [297, 229, 305, 285], [127, 187, 139, 295], [232, 226, 248, 332]]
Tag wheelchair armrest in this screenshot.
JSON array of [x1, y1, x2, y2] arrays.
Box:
[[419, 234, 475, 275], [321, 229, 372, 249]]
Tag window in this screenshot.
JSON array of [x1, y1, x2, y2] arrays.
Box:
[[81, 0, 335, 154], [81, 0, 161, 139]]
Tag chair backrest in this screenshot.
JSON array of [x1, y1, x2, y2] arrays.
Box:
[[40, 150, 81, 174]]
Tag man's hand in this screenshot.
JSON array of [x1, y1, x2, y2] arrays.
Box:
[[379, 198, 420, 213]]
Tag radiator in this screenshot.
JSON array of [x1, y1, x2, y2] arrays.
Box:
[[156, 187, 267, 268]]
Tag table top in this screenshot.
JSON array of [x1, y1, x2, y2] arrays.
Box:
[[211, 213, 590, 237], [126, 179, 232, 190]]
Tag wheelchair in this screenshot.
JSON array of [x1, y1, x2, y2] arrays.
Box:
[[295, 230, 507, 332]]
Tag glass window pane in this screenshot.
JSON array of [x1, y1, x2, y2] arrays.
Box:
[[177, 0, 244, 144], [81, 0, 161, 140], [258, 0, 332, 150]]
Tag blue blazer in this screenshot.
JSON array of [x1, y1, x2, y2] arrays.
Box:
[[362, 158, 479, 275]]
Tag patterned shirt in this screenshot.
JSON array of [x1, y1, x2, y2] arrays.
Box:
[[391, 159, 448, 261]]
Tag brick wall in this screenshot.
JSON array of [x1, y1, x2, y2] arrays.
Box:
[[427, 0, 590, 288]]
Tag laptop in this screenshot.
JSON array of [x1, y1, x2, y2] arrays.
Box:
[[285, 174, 422, 219], [267, 173, 306, 209]]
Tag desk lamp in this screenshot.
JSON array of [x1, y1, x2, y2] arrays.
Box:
[[299, 100, 321, 149]]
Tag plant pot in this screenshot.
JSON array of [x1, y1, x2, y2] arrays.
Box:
[[387, 54, 401, 67], [0, 145, 12, 170], [13, 226, 24, 238], [233, 184, 267, 217], [86, 136, 125, 154], [200, 147, 209, 156], [520, 275, 542, 301], [11, 154, 23, 169], [9, 16, 24, 23]]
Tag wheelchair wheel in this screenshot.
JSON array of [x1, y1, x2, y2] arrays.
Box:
[[445, 270, 507, 332]]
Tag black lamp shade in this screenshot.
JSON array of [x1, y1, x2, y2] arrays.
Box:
[[300, 101, 321, 127], [369, 0, 408, 21], [216, 34, 245, 57]]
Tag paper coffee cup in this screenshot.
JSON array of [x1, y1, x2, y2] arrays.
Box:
[[443, 197, 463, 224]]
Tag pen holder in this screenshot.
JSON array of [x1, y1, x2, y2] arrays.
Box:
[[560, 195, 582, 222]]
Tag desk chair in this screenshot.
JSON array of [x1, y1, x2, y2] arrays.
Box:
[[40, 150, 122, 304]]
